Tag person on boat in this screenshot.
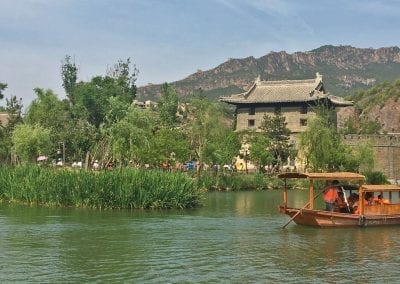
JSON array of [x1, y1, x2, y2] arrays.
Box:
[[377, 194, 391, 204], [365, 192, 376, 205], [353, 194, 370, 214], [323, 180, 339, 211], [335, 191, 347, 212], [347, 193, 359, 213]]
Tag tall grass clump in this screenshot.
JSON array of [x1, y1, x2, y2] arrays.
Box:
[[0, 166, 202, 209]]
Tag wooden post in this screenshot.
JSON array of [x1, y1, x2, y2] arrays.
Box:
[[359, 190, 365, 215], [283, 179, 287, 207], [309, 180, 314, 209]]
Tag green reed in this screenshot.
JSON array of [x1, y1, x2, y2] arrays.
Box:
[[0, 166, 201, 209]]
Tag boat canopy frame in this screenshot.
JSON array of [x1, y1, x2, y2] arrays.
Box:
[[279, 172, 366, 210]]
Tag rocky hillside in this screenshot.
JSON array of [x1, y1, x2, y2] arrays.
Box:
[[348, 79, 400, 133], [137, 45, 400, 101]]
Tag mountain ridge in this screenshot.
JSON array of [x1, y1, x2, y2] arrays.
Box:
[[137, 45, 400, 101]]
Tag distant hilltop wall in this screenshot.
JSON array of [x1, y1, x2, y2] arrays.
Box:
[[343, 134, 400, 181]]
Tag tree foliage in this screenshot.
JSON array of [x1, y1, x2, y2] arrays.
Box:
[[299, 112, 359, 172], [0, 93, 23, 164], [159, 83, 178, 126], [61, 55, 78, 100], [12, 124, 52, 164], [104, 106, 156, 165], [0, 82, 7, 100], [186, 98, 240, 169], [62, 58, 138, 128], [341, 115, 381, 135], [248, 133, 273, 170], [107, 58, 138, 104], [259, 108, 291, 164]]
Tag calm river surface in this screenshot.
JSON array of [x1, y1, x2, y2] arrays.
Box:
[[1, 190, 400, 283]]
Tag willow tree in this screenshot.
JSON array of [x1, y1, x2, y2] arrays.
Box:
[[12, 124, 52, 164], [103, 106, 156, 166], [299, 115, 358, 172], [186, 98, 240, 173]]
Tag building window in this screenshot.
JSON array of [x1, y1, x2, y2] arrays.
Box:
[[300, 118, 307, 126], [300, 106, 308, 114], [248, 119, 255, 128], [248, 107, 255, 115]]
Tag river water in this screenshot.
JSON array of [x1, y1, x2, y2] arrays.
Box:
[[1, 190, 400, 283]]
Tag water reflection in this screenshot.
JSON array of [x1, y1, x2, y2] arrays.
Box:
[[1, 191, 400, 282]]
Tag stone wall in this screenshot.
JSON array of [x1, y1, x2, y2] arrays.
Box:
[[236, 105, 317, 133], [343, 134, 400, 181]]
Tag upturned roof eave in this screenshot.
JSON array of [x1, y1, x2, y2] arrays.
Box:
[[219, 97, 325, 105], [220, 96, 353, 106]]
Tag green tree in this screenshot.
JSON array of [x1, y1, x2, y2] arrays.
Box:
[[150, 127, 191, 167], [104, 106, 156, 166], [66, 58, 138, 128], [260, 108, 291, 165], [4, 95, 23, 133], [299, 115, 358, 172], [0, 82, 7, 100], [61, 55, 78, 101], [248, 133, 273, 171], [158, 83, 178, 126], [0, 95, 23, 164], [25, 88, 68, 130], [25, 88, 95, 163], [341, 115, 381, 135], [107, 58, 138, 104], [354, 141, 375, 173], [359, 118, 381, 134], [12, 124, 52, 164], [186, 98, 240, 172], [203, 125, 241, 166]]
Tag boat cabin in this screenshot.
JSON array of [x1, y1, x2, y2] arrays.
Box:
[[278, 172, 400, 227]]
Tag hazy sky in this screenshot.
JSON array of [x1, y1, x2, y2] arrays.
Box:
[[1, 0, 400, 107]]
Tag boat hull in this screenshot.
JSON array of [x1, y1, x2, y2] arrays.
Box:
[[280, 206, 400, 227]]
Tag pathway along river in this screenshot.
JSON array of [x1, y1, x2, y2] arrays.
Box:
[[1, 190, 400, 282]]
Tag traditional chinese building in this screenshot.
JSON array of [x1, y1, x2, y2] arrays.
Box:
[[219, 73, 353, 141], [0, 112, 10, 127]]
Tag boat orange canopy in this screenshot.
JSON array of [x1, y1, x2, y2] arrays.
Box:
[[279, 172, 365, 211], [361, 184, 400, 192]]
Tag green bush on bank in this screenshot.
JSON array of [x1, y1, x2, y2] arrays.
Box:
[[0, 166, 201, 209]]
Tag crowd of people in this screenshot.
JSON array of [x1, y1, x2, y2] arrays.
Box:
[[323, 180, 391, 214]]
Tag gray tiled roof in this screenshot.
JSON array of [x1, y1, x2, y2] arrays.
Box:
[[220, 73, 353, 106]]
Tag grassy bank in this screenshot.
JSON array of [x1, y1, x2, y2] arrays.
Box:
[[197, 172, 282, 191], [0, 166, 201, 209]]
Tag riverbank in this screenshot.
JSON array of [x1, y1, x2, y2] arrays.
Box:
[[0, 166, 297, 210], [197, 171, 282, 191]]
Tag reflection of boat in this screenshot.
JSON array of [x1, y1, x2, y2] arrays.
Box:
[[278, 172, 400, 228]]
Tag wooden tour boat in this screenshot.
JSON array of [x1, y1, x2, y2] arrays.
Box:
[[279, 172, 400, 228]]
